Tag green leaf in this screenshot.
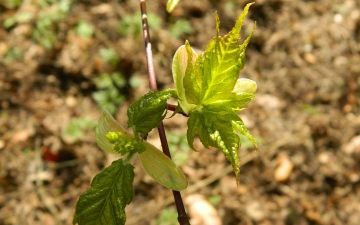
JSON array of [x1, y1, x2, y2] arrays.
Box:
[[177, 3, 255, 109], [170, 4, 257, 183], [73, 158, 134, 225], [96, 110, 134, 154], [205, 91, 255, 110], [187, 105, 256, 183], [127, 89, 177, 134], [183, 41, 203, 105], [166, 0, 180, 13], [139, 141, 187, 191], [201, 6, 254, 104], [171, 3, 256, 116], [232, 119, 257, 149]]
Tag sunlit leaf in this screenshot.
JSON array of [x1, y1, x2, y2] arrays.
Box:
[[172, 43, 198, 114], [172, 3, 257, 182], [187, 105, 257, 182], [174, 3, 256, 111], [166, 0, 180, 13], [183, 41, 203, 105], [199, 5, 255, 105], [127, 89, 177, 134], [139, 141, 187, 191]]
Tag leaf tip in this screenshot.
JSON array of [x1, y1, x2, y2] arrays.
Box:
[[166, 0, 180, 13], [214, 11, 220, 37]]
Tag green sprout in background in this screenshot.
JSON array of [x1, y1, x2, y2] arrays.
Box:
[[167, 132, 191, 165], [74, 20, 94, 39], [118, 13, 162, 38], [169, 19, 193, 39], [92, 72, 126, 115], [156, 208, 178, 225], [99, 48, 119, 67], [3, 0, 72, 49], [63, 117, 97, 143]]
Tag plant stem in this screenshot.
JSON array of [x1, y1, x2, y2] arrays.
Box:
[[139, 1, 190, 225], [140, 0, 156, 91], [167, 103, 189, 117]]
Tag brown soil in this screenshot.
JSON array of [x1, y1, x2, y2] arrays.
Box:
[[1, 0, 360, 224]]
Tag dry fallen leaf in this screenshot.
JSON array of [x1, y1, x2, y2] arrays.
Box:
[[185, 194, 222, 225], [245, 199, 267, 222], [343, 135, 360, 155], [274, 154, 294, 183]]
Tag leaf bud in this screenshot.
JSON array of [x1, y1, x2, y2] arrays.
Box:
[[232, 78, 257, 94], [106, 132, 121, 144]]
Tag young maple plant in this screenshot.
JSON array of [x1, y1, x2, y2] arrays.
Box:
[[73, 2, 256, 225]]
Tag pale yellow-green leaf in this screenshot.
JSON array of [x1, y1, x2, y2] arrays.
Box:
[[96, 110, 133, 154], [166, 0, 180, 13], [139, 142, 187, 191], [172, 44, 197, 114], [232, 78, 257, 94]]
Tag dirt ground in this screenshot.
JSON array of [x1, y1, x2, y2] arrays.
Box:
[[1, 0, 360, 224]]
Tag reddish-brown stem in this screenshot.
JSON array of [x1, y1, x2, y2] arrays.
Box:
[[167, 103, 189, 117], [140, 1, 190, 225]]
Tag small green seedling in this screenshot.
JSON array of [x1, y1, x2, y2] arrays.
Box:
[[74, 20, 94, 38], [74, 2, 256, 225], [92, 72, 126, 115], [170, 19, 193, 39], [63, 117, 97, 142]]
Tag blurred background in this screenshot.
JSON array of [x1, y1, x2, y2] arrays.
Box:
[[1, 0, 360, 224]]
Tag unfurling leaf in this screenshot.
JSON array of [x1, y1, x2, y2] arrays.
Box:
[[172, 3, 257, 183], [172, 4, 256, 112], [127, 89, 177, 134]]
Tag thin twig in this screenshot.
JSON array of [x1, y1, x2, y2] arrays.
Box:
[[140, 0, 157, 91], [139, 1, 190, 224]]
